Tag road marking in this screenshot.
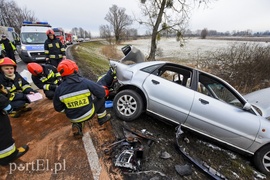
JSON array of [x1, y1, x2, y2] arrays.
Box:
[[82, 132, 101, 180]]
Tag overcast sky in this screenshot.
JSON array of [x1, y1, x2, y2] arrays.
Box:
[[12, 0, 270, 36]]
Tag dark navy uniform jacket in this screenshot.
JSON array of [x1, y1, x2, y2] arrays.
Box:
[[53, 73, 105, 122]]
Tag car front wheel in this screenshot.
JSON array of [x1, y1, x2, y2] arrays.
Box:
[[113, 89, 143, 121], [253, 144, 270, 174]]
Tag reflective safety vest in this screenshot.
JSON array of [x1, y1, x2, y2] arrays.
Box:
[[0, 143, 16, 159], [59, 89, 95, 122]]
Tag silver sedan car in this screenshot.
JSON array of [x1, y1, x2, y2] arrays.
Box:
[[110, 45, 270, 175]]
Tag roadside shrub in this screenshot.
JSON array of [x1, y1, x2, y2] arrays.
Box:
[[195, 42, 270, 94], [101, 45, 123, 60]]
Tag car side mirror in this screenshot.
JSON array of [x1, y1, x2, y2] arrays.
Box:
[[243, 102, 252, 111]]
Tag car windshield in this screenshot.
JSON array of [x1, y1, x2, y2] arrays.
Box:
[[21, 32, 47, 44], [54, 32, 62, 36]]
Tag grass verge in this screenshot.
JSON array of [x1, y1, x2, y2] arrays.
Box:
[[70, 41, 111, 81]]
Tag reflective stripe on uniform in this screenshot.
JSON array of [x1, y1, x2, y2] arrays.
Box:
[[40, 76, 48, 83], [59, 89, 91, 109], [97, 110, 106, 119], [44, 50, 49, 54], [55, 72, 61, 78], [43, 84, 50, 90], [0, 143, 16, 159], [70, 105, 95, 123], [40, 70, 54, 83], [9, 92, 15, 101], [9, 84, 16, 92], [21, 84, 32, 91], [47, 70, 54, 79], [49, 55, 56, 58]]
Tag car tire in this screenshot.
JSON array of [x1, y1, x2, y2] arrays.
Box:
[[253, 144, 270, 174], [113, 89, 143, 121]]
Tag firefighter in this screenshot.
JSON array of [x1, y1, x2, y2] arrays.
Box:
[[44, 29, 66, 67], [0, 57, 36, 118], [27, 63, 62, 100], [0, 93, 29, 165], [0, 34, 17, 63], [53, 59, 111, 137]]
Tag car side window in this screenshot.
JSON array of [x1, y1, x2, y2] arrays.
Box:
[[198, 73, 244, 108], [157, 65, 192, 88]]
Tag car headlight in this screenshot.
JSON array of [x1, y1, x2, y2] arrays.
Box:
[[21, 45, 27, 50]]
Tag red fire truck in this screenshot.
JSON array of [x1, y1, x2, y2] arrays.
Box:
[[65, 33, 73, 45], [52, 27, 66, 47]]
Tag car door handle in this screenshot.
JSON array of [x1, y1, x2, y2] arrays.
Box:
[[151, 79, 160, 84], [199, 98, 209, 104]]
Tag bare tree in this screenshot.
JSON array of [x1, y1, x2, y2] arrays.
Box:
[[139, 0, 211, 60], [100, 25, 113, 44], [0, 0, 37, 33], [201, 28, 208, 39], [105, 4, 133, 44]]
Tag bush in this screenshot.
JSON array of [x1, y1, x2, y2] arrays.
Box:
[[195, 42, 270, 94]]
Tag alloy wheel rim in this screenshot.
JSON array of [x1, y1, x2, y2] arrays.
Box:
[[117, 95, 137, 116]]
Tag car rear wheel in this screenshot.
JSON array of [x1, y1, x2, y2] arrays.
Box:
[[113, 89, 143, 121], [253, 144, 270, 174]]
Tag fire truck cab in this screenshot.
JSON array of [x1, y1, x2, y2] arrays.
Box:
[[52, 27, 66, 47], [65, 33, 73, 45]]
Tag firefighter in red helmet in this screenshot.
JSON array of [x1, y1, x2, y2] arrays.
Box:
[[53, 59, 111, 137], [0, 57, 36, 118], [44, 29, 66, 67], [0, 93, 29, 165], [27, 63, 62, 100]]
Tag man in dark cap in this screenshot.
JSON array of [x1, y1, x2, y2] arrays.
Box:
[[0, 34, 17, 63]]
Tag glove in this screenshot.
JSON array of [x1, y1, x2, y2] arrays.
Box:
[[0, 84, 8, 94], [4, 104, 13, 114], [103, 86, 109, 97]]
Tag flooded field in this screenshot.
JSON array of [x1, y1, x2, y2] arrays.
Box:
[[119, 37, 269, 62]]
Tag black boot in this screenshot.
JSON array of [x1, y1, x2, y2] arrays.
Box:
[[98, 114, 111, 126], [15, 145, 29, 160], [72, 122, 84, 137]]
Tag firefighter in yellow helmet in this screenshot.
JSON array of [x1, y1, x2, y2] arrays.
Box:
[[0, 57, 36, 118], [0, 93, 29, 165], [53, 59, 111, 137]]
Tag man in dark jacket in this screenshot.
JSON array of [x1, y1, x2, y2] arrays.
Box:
[[0, 93, 29, 165], [44, 29, 66, 67], [0, 57, 36, 118], [27, 63, 62, 100], [53, 59, 111, 137], [0, 34, 17, 63]]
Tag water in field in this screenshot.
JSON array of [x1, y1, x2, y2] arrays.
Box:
[[120, 37, 269, 61]]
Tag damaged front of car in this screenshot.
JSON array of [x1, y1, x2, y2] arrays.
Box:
[[244, 87, 270, 119], [241, 87, 270, 174]]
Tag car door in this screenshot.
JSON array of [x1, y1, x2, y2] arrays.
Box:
[[142, 65, 195, 124], [185, 72, 260, 150]]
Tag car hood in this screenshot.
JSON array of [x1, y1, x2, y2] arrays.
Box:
[[243, 87, 270, 118]]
